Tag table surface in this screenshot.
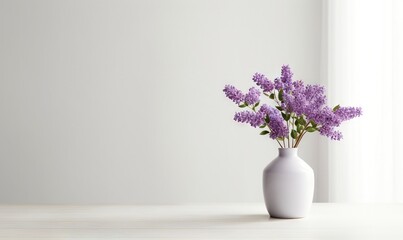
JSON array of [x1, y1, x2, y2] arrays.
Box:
[[0, 203, 403, 239]]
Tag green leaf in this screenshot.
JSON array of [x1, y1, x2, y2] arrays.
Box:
[[260, 130, 270, 135], [291, 129, 298, 139], [259, 124, 266, 128], [239, 104, 247, 108], [269, 93, 275, 99], [295, 118, 300, 125], [265, 115, 270, 123], [299, 117, 306, 126], [333, 104, 340, 111], [254, 102, 260, 107], [278, 89, 284, 101], [275, 106, 283, 111], [277, 137, 284, 141], [282, 112, 290, 121], [263, 92, 270, 97], [306, 127, 316, 133], [310, 120, 317, 128], [297, 125, 304, 133]]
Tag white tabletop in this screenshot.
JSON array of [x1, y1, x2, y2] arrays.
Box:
[[0, 203, 402, 239]]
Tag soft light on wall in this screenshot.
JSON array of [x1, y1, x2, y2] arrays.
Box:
[[0, 0, 323, 204], [326, 0, 403, 202]]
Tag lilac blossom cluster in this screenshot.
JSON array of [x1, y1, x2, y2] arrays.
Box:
[[223, 65, 362, 148], [223, 85, 244, 104], [234, 104, 289, 139]]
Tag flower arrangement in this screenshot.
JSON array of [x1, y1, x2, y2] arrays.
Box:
[[223, 65, 362, 148]]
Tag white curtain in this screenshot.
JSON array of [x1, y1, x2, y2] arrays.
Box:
[[326, 0, 403, 202]]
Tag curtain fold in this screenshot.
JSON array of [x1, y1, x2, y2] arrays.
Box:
[[327, 0, 403, 202]]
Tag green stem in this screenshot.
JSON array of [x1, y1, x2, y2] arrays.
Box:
[[292, 115, 296, 147], [276, 139, 284, 148], [293, 121, 310, 148], [295, 131, 307, 148], [287, 121, 290, 148]]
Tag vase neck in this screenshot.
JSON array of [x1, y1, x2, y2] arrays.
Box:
[[278, 148, 298, 157]]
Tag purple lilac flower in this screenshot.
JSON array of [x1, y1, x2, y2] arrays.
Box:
[[293, 80, 304, 90], [312, 107, 340, 127], [224, 65, 362, 144], [252, 73, 274, 92], [319, 125, 343, 140], [234, 111, 254, 124], [223, 85, 244, 104], [282, 84, 326, 118], [281, 81, 362, 141], [274, 78, 283, 90], [234, 111, 263, 128], [282, 90, 303, 114], [280, 65, 294, 92], [244, 87, 260, 105], [317, 107, 362, 140], [274, 65, 297, 91], [312, 106, 362, 141], [334, 107, 362, 121], [259, 104, 289, 139]]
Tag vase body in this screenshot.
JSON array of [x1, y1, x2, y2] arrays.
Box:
[[263, 148, 314, 218]]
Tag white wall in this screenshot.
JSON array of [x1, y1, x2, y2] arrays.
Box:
[[0, 0, 323, 204]]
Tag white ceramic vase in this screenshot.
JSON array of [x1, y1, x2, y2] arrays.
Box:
[[263, 148, 314, 218]]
